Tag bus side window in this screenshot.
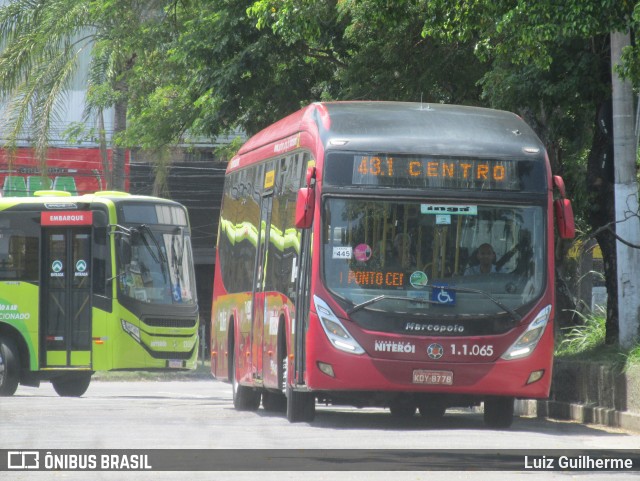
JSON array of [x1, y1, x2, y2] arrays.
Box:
[[0, 219, 11, 278], [0, 235, 38, 282], [92, 211, 111, 299]]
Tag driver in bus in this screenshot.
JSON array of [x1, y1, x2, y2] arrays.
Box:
[[464, 243, 498, 275]]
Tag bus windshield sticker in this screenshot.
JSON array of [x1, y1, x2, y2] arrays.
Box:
[[421, 204, 477, 216], [333, 246, 352, 259], [409, 271, 428, 288], [353, 244, 372, 262], [435, 214, 451, 225], [431, 285, 456, 306]]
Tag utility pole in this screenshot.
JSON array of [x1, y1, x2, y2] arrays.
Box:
[[611, 31, 640, 349]]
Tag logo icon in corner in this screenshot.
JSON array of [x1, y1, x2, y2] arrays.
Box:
[[8, 451, 39, 469], [427, 343, 444, 360]]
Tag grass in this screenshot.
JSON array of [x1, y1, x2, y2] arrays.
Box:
[[555, 308, 640, 372], [92, 360, 213, 381]]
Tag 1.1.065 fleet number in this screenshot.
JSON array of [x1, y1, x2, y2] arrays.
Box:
[[450, 344, 494, 357]]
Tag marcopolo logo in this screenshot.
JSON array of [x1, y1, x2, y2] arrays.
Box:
[[404, 322, 464, 334]]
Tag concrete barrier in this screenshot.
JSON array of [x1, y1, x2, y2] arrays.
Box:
[[516, 360, 640, 432]]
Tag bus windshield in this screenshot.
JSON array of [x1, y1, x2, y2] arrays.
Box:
[[322, 197, 545, 320], [118, 225, 196, 305]]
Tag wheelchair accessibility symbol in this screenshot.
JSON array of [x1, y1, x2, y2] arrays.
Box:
[[432, 286, 456, 306]]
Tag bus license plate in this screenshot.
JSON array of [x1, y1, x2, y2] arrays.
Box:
[[168, 360, 183, 369], [412, 370, 453, 385]]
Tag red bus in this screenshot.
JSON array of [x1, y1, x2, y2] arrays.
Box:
[[210, 102, 575, 427]]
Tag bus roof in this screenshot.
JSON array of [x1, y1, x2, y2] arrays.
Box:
[[0, 191, 182, 207], [235, 101, 546, 163]]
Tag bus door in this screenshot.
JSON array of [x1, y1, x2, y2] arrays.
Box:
[[251, 191, 273, 382], [40, 212, 93, 368]]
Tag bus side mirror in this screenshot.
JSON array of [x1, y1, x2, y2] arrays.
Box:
[[554, 199, 575, 239], [553, 175, 575, 239], [553, 175, 567, 197], [295, 187, 315, 229]]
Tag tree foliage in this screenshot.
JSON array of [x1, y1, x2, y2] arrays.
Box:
[[0, 0, 170, 189], [416, 0, 638, 342], [124, 0, 488, 143], [2, 0, 639, 343]]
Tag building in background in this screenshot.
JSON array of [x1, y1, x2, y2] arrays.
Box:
[[1, 73, 233, 352]]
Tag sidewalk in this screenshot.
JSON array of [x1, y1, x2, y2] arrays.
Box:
[[516, 360, 640, 432]]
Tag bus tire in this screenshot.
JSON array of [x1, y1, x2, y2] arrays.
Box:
[[286, 385, 315, 423], [231, 341, 260, 411], [0, 337, 20, 397], [483, 396, 514, 428], [51, 373, 92, 397]]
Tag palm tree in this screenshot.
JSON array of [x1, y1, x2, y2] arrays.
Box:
[[0, 0, 164, 190]]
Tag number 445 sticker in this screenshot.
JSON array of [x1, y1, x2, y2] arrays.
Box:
[[431, 285, 456, 306]]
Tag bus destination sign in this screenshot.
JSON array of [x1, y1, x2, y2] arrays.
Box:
[[352, 155, 519, 190], [41, 211, 93, 226]]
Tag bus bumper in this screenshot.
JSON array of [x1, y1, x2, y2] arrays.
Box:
[[305, 316, 554, 399]]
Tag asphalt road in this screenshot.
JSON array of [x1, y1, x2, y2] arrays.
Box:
[[2, 379, 640, 480]]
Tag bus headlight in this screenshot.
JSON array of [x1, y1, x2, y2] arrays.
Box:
[[121, 320, 141, 342], [313, 296, 365, 355], [501, 305, 551, 360]]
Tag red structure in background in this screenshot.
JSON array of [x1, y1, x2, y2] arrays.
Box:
[[0, 147, 129, 196]]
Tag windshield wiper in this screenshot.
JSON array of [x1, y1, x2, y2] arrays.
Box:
[[348, 295, 439, 314], [136, 224, 168, 281], [347, 287, 521, 323], [434, 285, 522, 322]]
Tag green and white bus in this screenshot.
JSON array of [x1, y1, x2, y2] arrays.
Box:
[[0, 191, 199, 396]]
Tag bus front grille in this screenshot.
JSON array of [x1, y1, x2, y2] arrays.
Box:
[[143, 318, 197, 329]]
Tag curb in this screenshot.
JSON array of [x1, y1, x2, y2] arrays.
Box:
[[516, 399, 640, 432], [512, 360, 640, 432]]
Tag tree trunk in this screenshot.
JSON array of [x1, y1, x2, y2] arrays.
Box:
[[97, 109, 112, 190], [586, 102, 618, 345], [111, 99, 128, 191]]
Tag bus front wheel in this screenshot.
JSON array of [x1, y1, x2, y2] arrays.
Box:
[[483, 396, 514, 428], [51, 372, 92, 397], [0, 337, 20, 396]]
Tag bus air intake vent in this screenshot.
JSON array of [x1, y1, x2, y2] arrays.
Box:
[[143, 318, 197, 328]]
